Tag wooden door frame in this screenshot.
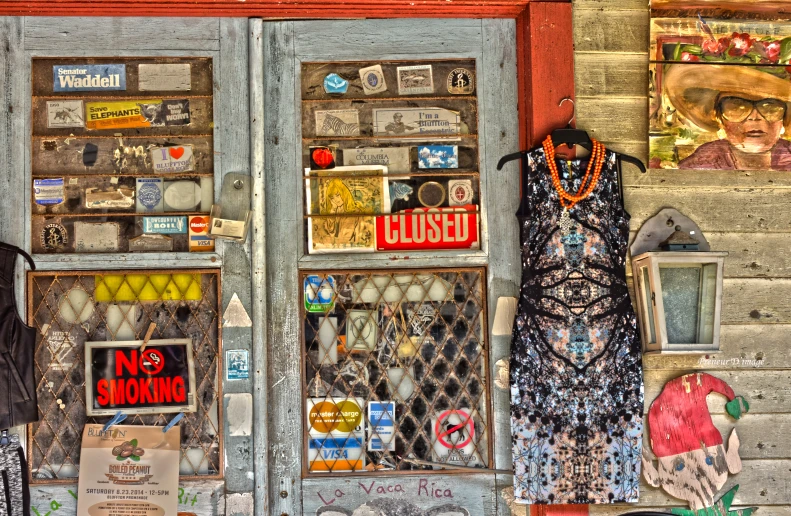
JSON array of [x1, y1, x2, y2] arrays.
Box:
[[0, 1, 575, 150]]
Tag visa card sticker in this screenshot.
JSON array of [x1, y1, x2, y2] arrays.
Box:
[[308, 436, 365, 473], [368, 401, 396, 451], [33, 178, 64, 205]]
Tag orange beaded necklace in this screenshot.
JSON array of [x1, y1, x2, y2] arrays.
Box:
[[542, 134, 606, 211]]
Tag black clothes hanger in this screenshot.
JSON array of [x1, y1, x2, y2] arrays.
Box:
[[496, 98, 646, 216], [0, 243, 36, 271], [497, 98, 646, 173]]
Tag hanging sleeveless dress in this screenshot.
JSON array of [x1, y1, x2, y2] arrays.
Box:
[[509, 143, 644, 504]]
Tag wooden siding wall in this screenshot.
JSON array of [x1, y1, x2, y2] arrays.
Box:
[[568, 1, 789, 515]]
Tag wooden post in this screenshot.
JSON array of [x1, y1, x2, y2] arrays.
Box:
[[517, 1, 576, 149]]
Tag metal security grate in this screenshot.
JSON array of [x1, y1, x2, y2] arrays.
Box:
[[26, 269, 222, 483], [302, 268, 490, 474]]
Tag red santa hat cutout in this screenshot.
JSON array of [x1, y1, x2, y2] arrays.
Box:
[[643, 372, 751, 512], [648, 372, 748, 458]]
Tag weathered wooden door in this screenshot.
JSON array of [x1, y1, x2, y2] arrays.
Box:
[[261, 19, 521, 515], [1, 16, 257, 516]]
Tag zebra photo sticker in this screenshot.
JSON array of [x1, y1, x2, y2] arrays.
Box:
[[47, 100, 84, 128], [315, 109, 360, 137]]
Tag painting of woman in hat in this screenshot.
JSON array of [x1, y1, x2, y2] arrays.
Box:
[[663, 64, 791, 170]]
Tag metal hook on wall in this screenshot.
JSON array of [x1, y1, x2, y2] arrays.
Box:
[[559, 97, 575, 127]]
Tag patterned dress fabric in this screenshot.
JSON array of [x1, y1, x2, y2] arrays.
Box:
[[0, 434, 29, 516], [510, 148, 644, 504]]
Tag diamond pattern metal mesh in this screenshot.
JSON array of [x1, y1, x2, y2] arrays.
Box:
[[302, 268, 490, 474], [26, 269, 222, 483]]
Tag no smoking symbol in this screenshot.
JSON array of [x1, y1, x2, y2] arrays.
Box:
[[140, 349, 164, 375], [434, 409, 474, 449]]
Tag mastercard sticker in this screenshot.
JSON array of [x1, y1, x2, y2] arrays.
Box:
[[307, 397, 366, 473], [188, 216, 214, 252]]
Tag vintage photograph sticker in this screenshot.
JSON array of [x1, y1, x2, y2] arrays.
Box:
[[151, 145, 195, 173], [33, 178, 65, 205], [138, 63, 192, 91], [315, 109, 360, 137], [52, 63, 126, 92], [397, 64, 434, 95], [359, 64, 387, 95], [46, 100, 84, 128], [74, 221, 119, 253], [447, 68, 475, 95]]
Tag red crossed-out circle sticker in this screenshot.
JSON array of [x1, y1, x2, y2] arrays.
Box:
[[434, 409, 475, 449], [140, 349, 165, 375]]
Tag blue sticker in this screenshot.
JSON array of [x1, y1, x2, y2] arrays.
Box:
[[304, 275, 336, 313], [226, 350, 249, 380], [33, 178, 64, 205], [138, 181, 163, 210], [368, 401, 396, 451], [143, 216, 188, 234], [418, 145, 459, 169], [323, 73, 349, 95], [53, 64, 126, 92]]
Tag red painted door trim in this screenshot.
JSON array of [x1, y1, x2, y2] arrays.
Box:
[[518, 1, 576, 149], [0, 1, 529, 18]]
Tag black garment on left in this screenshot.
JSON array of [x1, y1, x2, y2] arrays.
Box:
[[0, 242, 38, 431], [0, 433, 30, 516]]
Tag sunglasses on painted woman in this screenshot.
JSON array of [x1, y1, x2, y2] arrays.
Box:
[[717, 96, 787, 123]]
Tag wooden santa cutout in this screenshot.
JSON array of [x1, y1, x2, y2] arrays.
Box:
[[642, 372, 756, 516]]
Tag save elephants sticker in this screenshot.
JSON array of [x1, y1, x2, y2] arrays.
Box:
[[85, 99, 190, 130]]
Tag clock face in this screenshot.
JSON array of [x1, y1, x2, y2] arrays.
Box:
[[351, 316, 373, 339], [348, 310, 377, 350]]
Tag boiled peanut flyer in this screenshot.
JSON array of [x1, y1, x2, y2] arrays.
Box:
[[77, 424, 179, 516]]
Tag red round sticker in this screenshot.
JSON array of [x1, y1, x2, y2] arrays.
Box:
[[190, 217, 208, 232], [140, 349, 165, 375], [434, 409, 475, 449]]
